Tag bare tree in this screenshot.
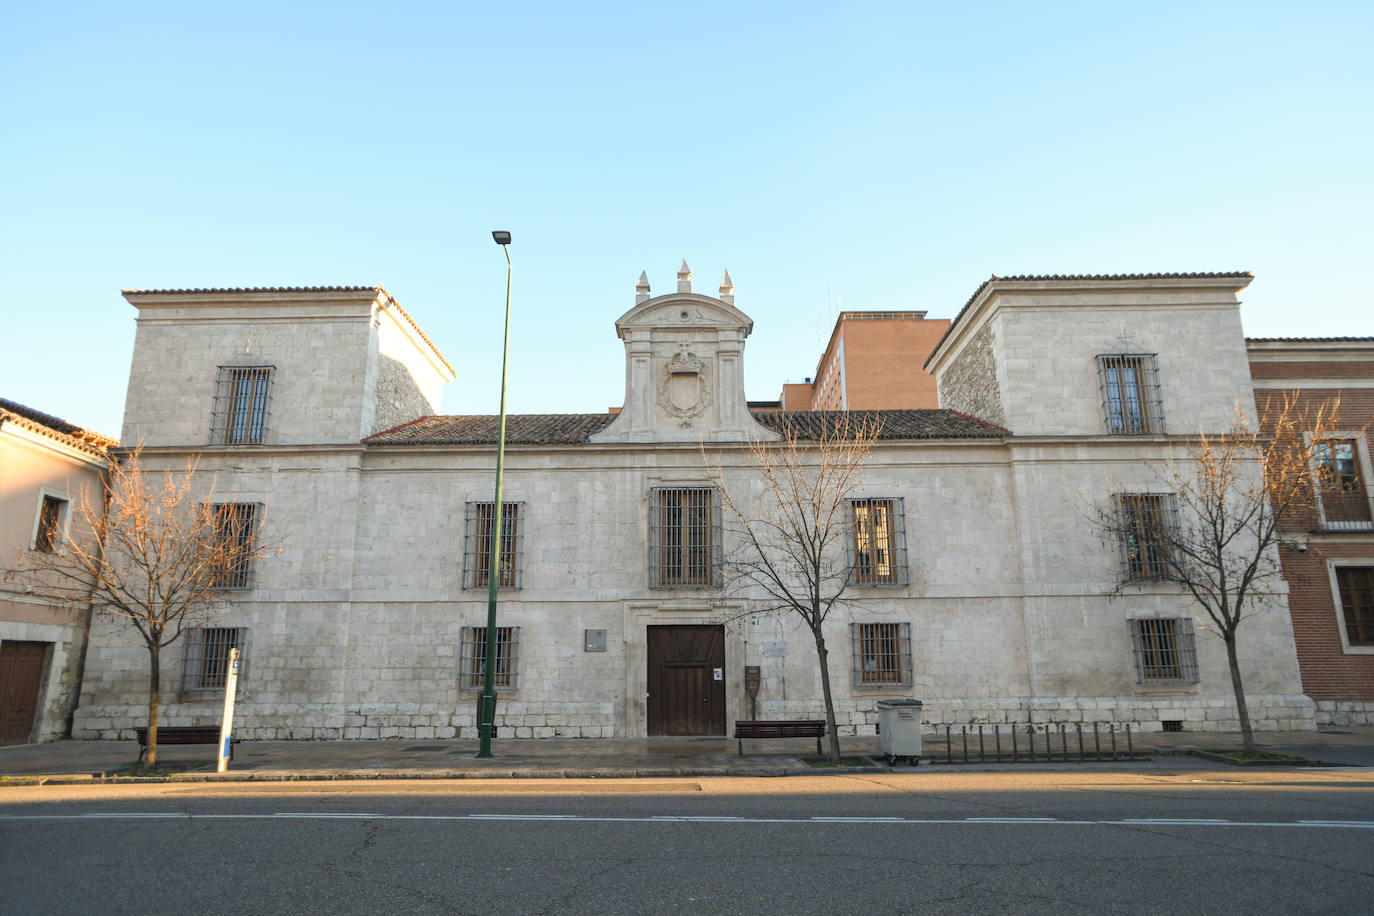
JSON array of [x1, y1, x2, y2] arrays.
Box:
[[1094, 396, 1339, 753], [4, 449, 275, 769], [705, 415, 882, 763]]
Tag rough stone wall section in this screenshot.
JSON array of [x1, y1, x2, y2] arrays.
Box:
[[939, 322, 1005, 426], [374, 355, 435, 434]]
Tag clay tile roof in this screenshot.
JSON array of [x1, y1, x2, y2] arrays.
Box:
[[925, 271, 1254, 371], [365, 408, 1004, 446], [752, 409, 1005, 439], [365, 413, 617, 445], [121, 285, 380, 294], [0, 397, 117, 456], [1245, 336, 1374, 343]]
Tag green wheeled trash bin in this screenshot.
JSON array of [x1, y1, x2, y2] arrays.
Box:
[[875, 699, 923, 766]]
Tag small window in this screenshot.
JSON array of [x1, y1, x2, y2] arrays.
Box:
[[1116, 493, 1179, 581], [649, 487, 721, 588], [850, 622, 913, 688], [463, 502, 524, 589], [459, 626, 520, 690], [1097, 354, 1163, 434], [180, 627, 246, 691], [1313, 438, 1372, 529], [1335, 567, 1374, 648], [211, 365, 275, 445], [1129, 618, 1199, 685], [207, 503, 261, 590], [32, 494, 68, 553], [847, 498, 908, 586]]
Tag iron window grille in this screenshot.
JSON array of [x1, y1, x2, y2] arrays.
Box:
[[1313, 438, 1372, 529], [850, 622, 913, 688], [459, 626, 520, 690], [649, 487, 721, 588], [462, 502, 524, 589], [211, 365, 275, 445], [206, 502, 261, 590], [1115, 493, 1180, 582], [180, 626, 246, 691], [33, 494, 67, 553], [847, 497, 909, 586], [1336, 567, 1374, 647], [1128, 617, 1199, 685], [1097, 354, 1163, 435]]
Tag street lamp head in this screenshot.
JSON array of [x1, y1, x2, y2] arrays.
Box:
[[492, 230, 512, 246]]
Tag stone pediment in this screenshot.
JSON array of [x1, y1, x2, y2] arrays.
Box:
[[591, 267, 775, 445], [613, 293, 754, 340]]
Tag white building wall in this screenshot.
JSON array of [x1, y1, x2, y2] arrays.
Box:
[[74, 274, 1315, 741]]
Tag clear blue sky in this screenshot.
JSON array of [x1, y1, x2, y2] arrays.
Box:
[[3, 2, 1370, 438]]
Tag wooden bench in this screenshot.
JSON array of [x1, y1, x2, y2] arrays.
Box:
[[134, 726, 231, 764], [733, 719, 826, 756]]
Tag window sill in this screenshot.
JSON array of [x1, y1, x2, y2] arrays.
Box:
[[1317, 522, 1374, 533], [1131, 683, 1201, 694]]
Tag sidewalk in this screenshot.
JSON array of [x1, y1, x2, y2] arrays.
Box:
[[2, 727, 1372, 784]]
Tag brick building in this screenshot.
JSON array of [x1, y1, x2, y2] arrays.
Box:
[[779, 312, 950, 411], [1247, 337, 1374, 725]]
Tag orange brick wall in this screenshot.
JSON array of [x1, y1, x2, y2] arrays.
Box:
[[1275, 542, 1374, 701], [837, 317, 949, 409], [799, 315, 951, 411], [1250, 352, 1374, 704], [1250, 361, 1374, 380]]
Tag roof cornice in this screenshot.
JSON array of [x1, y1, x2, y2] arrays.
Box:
[[925, 272, 1254, 373]]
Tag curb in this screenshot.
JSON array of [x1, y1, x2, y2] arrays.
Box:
[[1188, 750, 1319, 767], [1, 764, 896, 786]]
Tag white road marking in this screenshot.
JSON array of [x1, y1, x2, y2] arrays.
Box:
[[2, 813, 1374, 829]]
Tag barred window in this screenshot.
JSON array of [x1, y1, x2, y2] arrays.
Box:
[[463, 502, 524, 589], [459, 626, 520, 690], [1097, 354, 1163, 435], [1128, 618, 1199, 685], [1116, 493, 1179, 581], [1335, 567, 1374, 647], [850, 622, 913, 688], [207, 503, 261, 590], [211, 365, 274, 445], [1314, 438, 1372, 529], [649, 487, 720, 588], [181, 627, 245, 691], [33, 494, 68, 553], [847, 498, 908, 586]]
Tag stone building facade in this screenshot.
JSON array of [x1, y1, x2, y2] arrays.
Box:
[[0, 399, 114, 743], [1247, 337, 1374, 725], [72, 270, 1316, 741]]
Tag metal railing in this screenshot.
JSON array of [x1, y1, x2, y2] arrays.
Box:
[[932, 722, 1147, 764]]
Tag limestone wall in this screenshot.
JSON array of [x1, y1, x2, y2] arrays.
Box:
[[73, 435, 1313, 739]]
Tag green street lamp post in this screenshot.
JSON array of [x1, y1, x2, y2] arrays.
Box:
[[477, 229, 513, 759]]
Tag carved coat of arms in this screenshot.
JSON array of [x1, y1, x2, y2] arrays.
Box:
[[658, 349, 712, 423]]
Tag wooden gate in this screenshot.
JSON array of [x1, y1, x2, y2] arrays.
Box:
[[647, 625, 725, 736], [0, 641, 48, 745]]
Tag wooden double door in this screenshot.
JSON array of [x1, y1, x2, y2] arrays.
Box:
[[647, 625, 725, 736], [0, 641, 48, 746]]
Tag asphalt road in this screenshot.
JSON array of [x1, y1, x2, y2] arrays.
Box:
[[3, 771, 1373, 914]]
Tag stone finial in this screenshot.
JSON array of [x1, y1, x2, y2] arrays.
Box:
[[677, 259, 692, 293], [718, 268, 734, 305], [635, 270, 651, 304]]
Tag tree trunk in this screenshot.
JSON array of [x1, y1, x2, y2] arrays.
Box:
[[146, 642, 160, 769], [1224, 635, 1255, 754], [813, 627, 843, 763]]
